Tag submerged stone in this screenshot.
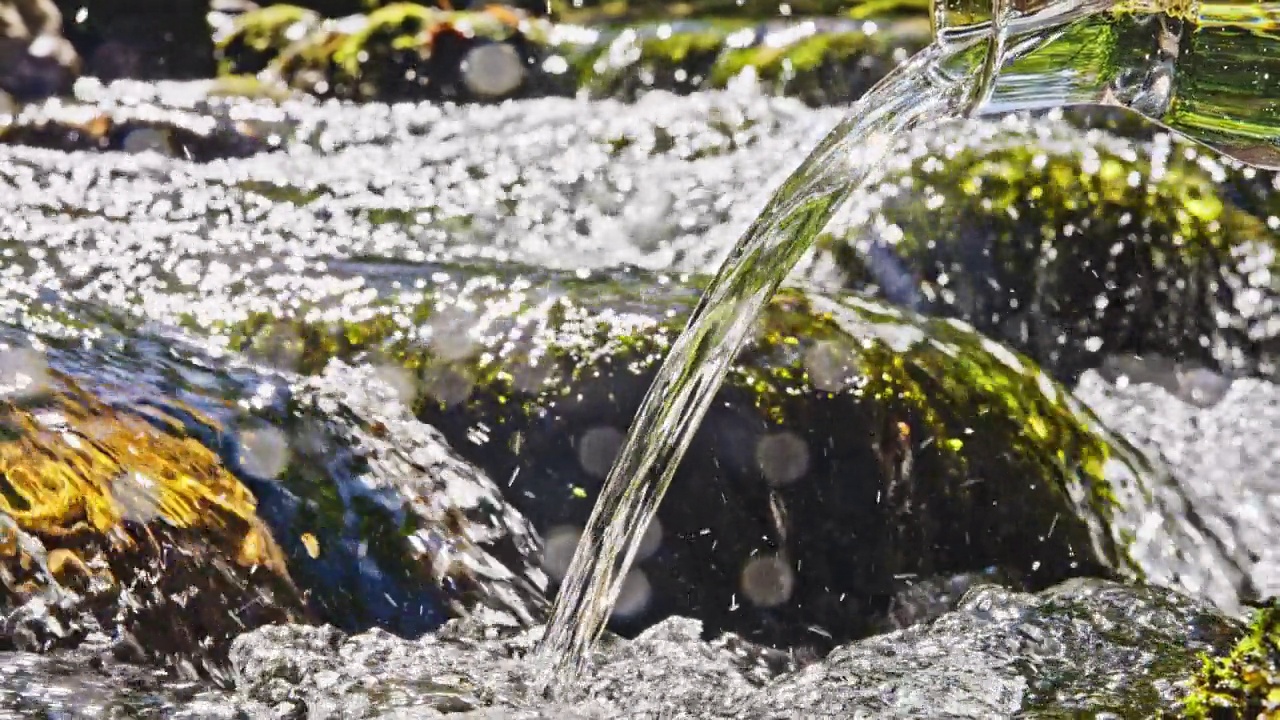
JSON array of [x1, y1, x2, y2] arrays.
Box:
[[217, 268, 1249, 651], [801, 117, 1280, 384], [0, 359, 305, 671], [0, 311, 548, 653], [0, 101, 284, 159]]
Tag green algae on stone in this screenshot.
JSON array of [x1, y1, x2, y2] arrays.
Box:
[[709, 27, 922, 105], [1181, 600, 1280, 719], [208, 270, 1243, 649], [258, 3, 549, 101], [214, 4, 323, 76], [804, 119, 1280, 382], [231, 3, 926, 104], [580, 21, 928, 104]]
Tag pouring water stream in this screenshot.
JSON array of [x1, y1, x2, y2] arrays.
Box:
[[536, 0, 1280, 681]]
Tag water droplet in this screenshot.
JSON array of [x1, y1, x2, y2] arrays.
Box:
[[237, 424, 290, 479], [803, 340, 851, 392], [0, 347, 50, 400], [740, 554, 795, 608], [462, 43, 526, 98], [110, 472, 162, 524], [611, 569, 652, 620], [121, 128, 172, 156], [372, 364, 417, 405], [755, 431, 810, 486], [577, 426, 624, 479], [543, 525, 582, 582], [636, 517, 662, 561]]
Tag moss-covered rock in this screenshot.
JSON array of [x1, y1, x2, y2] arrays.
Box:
[[254, 3, 549, 101], [0, 367, 305, 669], [221, 3, 927, 104], [214, 4, 323, 77], [802, 119, 1280, 383], [1181, 600, 1280, 719], [213, 268, 1246, 650]]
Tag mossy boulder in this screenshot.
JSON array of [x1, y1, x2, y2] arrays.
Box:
[[0, 364, 305, 669], [215, 268, 1247, 650], [246, 3, 549, 101], [801, 119, 1280, 383], [1181, 599, 1280, 718]]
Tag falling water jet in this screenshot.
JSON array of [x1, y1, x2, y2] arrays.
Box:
[[533, 38, 993, 683]]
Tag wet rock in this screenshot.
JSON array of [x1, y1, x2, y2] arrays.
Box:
[[0, 359, 305, 672], [224, 359, 549, 636], [0, 0, 80, 99], [0, 102, 283, 159], [220, 270, 1250, 651], [213, 4, 323, 77], [800, 116, 1280, 383], [258, 4, 551, 102], [1182, 599, 1279, 719], [54, 0, 216, 80], [218, 578, 1240, 717]]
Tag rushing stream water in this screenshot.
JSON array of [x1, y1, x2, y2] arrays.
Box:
[[1, 6, 1278, 714]]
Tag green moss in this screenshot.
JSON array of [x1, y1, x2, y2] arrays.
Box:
[[708, 25, 927, 104], [215, 4, 323, 76], [331, 3, 441, 84], [642, 30, 723, 65], [1181, 601, 1280, 718], [263, 4, 544, 100]]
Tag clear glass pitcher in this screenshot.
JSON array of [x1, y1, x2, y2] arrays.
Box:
[[933, 0, 1280, 168]]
